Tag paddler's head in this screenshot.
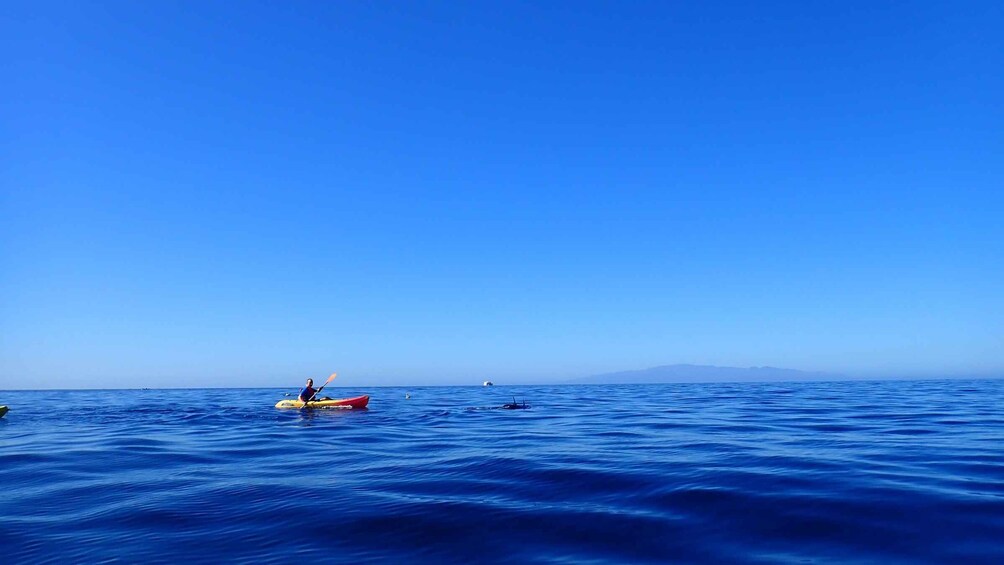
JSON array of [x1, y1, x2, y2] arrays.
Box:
[[306, 378, 313, 387]]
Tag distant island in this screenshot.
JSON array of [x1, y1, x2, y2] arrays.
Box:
[[570, 364, 845, 384]]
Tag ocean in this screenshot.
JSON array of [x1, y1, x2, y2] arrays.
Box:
[[1, 380, 1002, 563]]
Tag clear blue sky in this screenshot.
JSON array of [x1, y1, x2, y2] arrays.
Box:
[[2, 1, 1002, 389]]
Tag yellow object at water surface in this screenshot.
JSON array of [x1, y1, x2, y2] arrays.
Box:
[[274, 395, 369, 410]]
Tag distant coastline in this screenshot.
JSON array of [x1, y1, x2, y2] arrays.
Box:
[[568, 364, 846, 385], [4, 368, 1002, 390]]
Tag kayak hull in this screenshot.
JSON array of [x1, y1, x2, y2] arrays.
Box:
[[275, 395, 369, 410], [0, 406, 7, 418]]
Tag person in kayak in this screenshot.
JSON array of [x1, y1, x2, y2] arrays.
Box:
[[298, 378, 331, 403]]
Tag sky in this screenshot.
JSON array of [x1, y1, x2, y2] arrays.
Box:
[[2, 1, 1002, 389]]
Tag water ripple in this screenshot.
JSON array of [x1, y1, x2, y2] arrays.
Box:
[[1, 380, 1003, 563]]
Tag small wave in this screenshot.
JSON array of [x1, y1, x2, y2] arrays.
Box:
[[1, 381, 1003, 563]]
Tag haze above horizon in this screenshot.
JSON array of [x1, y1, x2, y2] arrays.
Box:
[[3, 1, 1002, 390]]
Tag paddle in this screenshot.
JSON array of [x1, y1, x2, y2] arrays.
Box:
[[306, 372, 337, 403]]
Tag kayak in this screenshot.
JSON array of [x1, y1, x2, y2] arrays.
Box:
[[0, 406, 7, 418], [275, 395, 369, 410]]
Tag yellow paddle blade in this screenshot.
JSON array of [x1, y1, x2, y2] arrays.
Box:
[[324, 372, 338, 384]]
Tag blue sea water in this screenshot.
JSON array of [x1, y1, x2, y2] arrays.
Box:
[[1, 380, 1003, 564]]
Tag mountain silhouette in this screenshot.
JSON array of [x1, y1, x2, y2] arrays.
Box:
[[571, 364, 844, 384]]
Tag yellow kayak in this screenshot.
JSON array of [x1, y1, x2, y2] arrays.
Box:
[[275, 395, 369, 410], [0, 406, 7, 418]]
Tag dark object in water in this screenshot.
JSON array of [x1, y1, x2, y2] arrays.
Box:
[[502, 397, 530, 410]]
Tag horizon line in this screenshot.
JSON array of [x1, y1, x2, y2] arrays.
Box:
[[2, 374, 1002, 392]]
